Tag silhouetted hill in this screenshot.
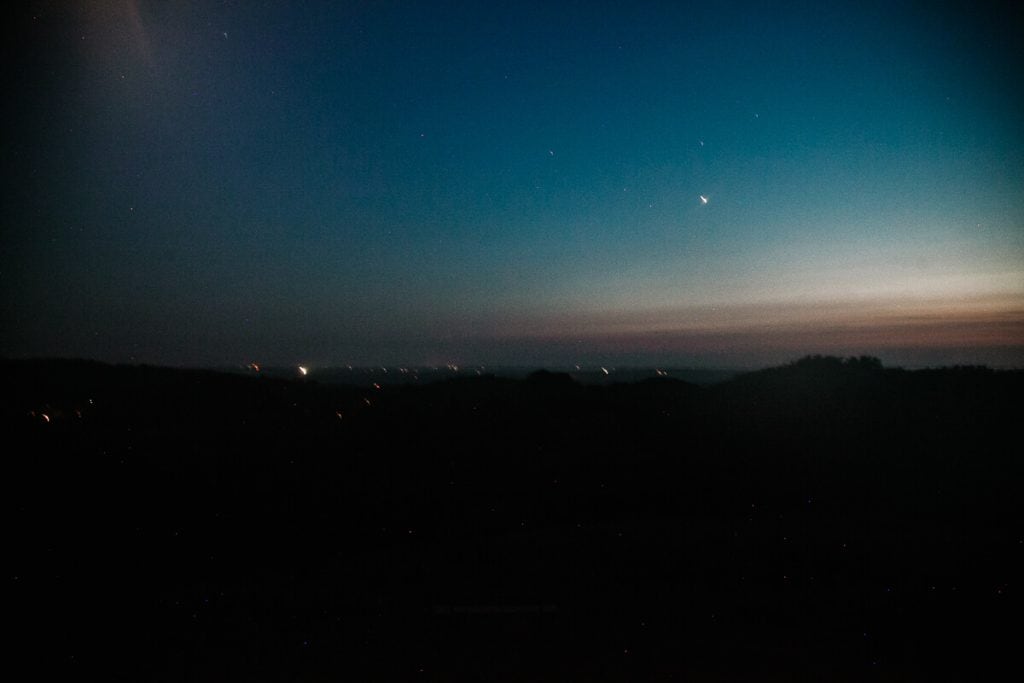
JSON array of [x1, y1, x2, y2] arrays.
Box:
[[4, 356, 1021, 680]]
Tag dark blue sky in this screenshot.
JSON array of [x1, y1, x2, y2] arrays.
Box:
[[4, 1, 1022, 367]]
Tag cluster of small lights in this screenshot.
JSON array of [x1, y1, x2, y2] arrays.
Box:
[[28, 402, 93, 423]]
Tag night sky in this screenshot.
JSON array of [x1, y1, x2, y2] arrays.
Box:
[[4, 1, 1023, 368]]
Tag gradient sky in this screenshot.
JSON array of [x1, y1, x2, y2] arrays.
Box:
[[3, 0, 1023, 368]]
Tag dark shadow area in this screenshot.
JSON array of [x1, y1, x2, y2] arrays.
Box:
[[5, 355, 1021, 680]]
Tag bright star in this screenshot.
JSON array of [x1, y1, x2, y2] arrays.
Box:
[[699, 195, 708, 205]]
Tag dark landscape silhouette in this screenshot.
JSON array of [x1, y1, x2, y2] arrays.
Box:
[[6, 356, 1021, 681]]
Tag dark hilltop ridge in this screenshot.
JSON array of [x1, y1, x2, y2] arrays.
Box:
[[6, 356, 1021, 680]]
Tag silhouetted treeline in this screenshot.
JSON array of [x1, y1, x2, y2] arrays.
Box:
[[4, 356, 1021, 681]]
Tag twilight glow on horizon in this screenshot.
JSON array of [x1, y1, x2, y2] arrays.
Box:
[[3, 1, 1022, 368]]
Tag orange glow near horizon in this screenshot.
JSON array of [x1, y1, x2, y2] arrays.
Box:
[[481, 291, 1024, 366]]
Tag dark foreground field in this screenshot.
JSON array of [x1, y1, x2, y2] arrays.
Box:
[[6, 357, 1021, 681]]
